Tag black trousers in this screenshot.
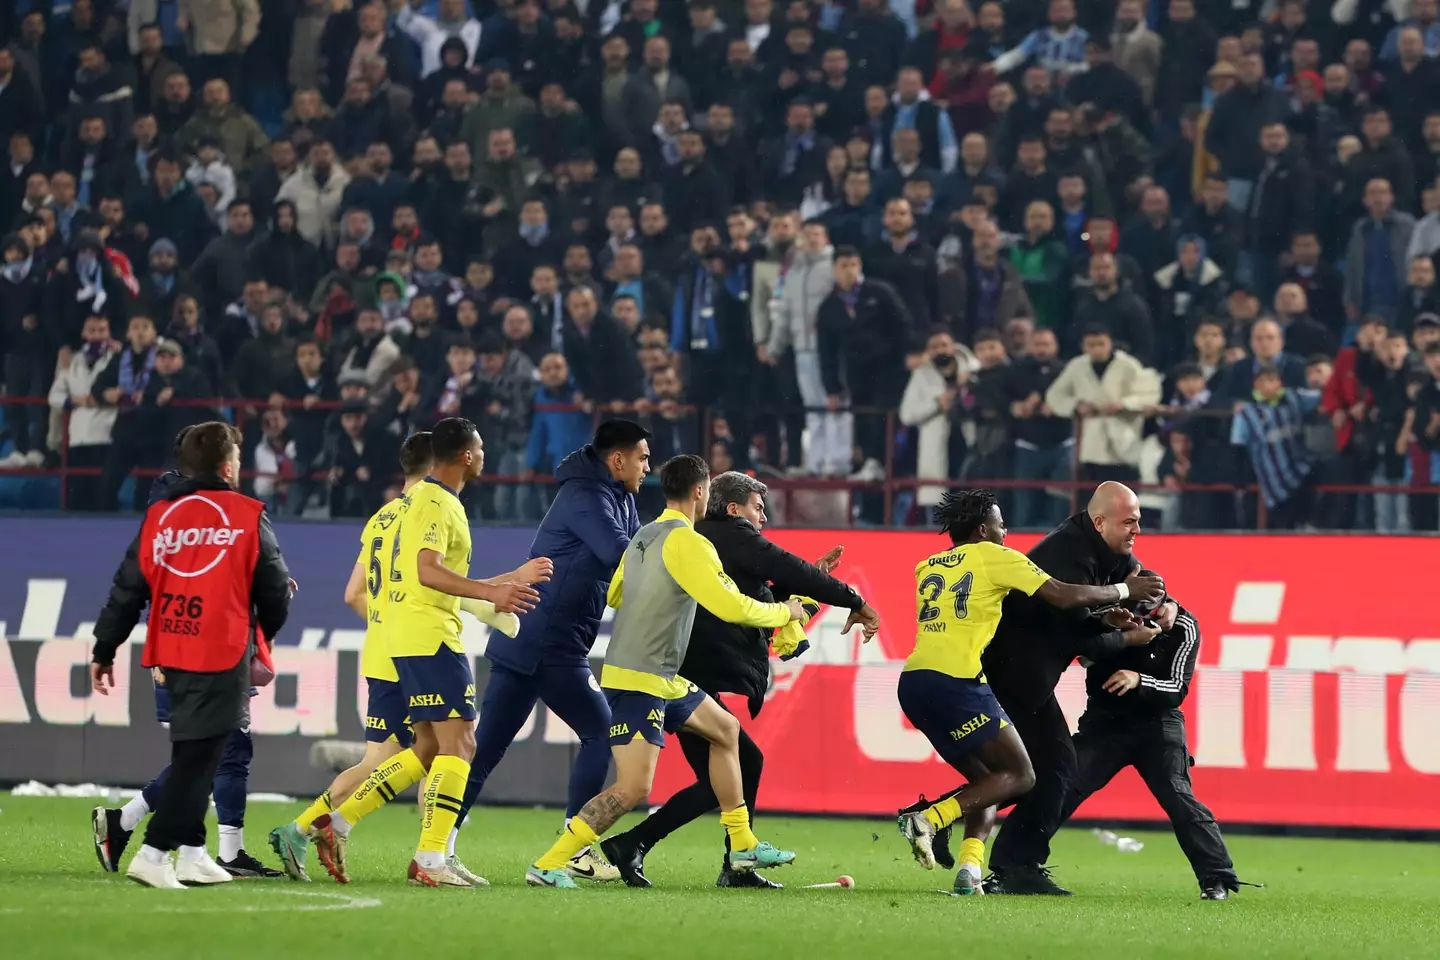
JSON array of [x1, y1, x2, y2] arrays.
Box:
[[622, 709, 763, 856], [65, 444, 110, 511], [988, 693, 1075, 872], [1060, 710, 1235, 887], [143, 733, 228, 851]]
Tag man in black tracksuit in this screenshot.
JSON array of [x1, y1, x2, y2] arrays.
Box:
[[1058, 597, 1239, 900], [980, 482, 1161, 895], [600, 471, 879, 889]]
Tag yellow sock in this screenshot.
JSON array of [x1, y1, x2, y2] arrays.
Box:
[[334, 748, 427, 829], [959, 837, 986, 870], [721, 805, 759, 852], [294, 790, 332, 831], [534, 815, 599, 870], [923, 796, 964, 831], [417, 754, 470, 854]]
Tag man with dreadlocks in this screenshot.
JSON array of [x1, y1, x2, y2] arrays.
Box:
[[893, 489, 1165, 896]]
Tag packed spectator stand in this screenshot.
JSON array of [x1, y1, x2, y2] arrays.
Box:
[[1, 0, 1439, 530]]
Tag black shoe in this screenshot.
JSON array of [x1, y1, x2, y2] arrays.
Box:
[[599, 834, 651, 889], [218, 850, 284, 878], [984, 866, 1074, 896], [91, 807, 131, 873], [717, 867, 783, 889]]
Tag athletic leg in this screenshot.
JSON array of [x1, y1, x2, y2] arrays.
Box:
[[599, 726, 714, 887], [453, 663, 541, 832]]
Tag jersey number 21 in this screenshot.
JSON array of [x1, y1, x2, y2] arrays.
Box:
[[918, 571, 973, 623]]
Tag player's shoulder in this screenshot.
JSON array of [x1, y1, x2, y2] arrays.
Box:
[[915, 544, 966, 578], [363, 495, 410, 536]]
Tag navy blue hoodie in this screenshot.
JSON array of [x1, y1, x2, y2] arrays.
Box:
[[485, 445, 639, 675]]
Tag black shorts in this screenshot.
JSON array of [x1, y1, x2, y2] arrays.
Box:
[[364, 678, 414, 747], [393, 647, 477, 724], [604, 681, 706, 748], [898, 669, 1011, 767]]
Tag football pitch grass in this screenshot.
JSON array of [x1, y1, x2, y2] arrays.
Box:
[[2, 797, 1438, 959]]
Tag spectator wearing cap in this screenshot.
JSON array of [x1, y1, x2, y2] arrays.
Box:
[[474, 331, 538, 518], [1399, 255, 1440, 331], [132, 151, 217, 269], [0, 234, 48, 467], [327, 398, 388, 518], [1345, 178, 1417, 326], [138, 237, 190, 322], [276, 140, 352, 249], [396, 0, 482, 79]]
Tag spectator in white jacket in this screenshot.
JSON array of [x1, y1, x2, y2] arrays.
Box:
[[275, 140, 351, 247], [253, 407, 299, 510], [899, 327, 980, 510], [1044, 325, 1161, 490], [762, 221, 843, 474], [48, 314, 120, 511], [337, 307, 403, 388], [184, 137, 237, 224]]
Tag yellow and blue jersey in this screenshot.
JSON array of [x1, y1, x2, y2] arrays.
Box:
[[355, 494, 413, 682], [903, 540, 1051, 680], [386, 477, 473, 658]]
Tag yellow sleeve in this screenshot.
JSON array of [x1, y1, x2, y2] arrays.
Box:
[[606, 554, 626, 609], [661, 528, 791, 628], [985, 545, 1052, 596]]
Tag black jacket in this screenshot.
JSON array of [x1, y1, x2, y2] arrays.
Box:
[[1083, 603, 1199, 718], [982, 511, 1140, 713], [680, 515, 864, 716], [1246, 148, 1314, 256], [863, 237, 940, 333], [91, 475, 291, 668], [816, 278, 914, 398]]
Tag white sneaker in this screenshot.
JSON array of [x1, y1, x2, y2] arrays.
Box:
[[900, 811, 937, 870], [408, 858, 473, 887], [567, 847, 620, 882], [175, 851, 234, 885], [849, 458, 886, 483], [0, 451, 26, 469], [446, 855, 490, 886], [22, 449, 44, 467], [127, 854, 186, 889]]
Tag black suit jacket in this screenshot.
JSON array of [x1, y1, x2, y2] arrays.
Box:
[[681, 515, 864, 715], [982, 512, 1140, 713]]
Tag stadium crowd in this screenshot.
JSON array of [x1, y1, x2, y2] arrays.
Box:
[[1, 0, 1439, 529]]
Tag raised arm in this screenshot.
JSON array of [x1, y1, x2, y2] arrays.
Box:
[[662, 529, 797, 628]]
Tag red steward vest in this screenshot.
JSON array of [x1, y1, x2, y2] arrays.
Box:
[[138, 489, 267, 673]]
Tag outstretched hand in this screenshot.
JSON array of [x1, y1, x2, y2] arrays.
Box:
[[516, 557, 554, 583], [815, 546, 844, 573], [842, 602, 880, 642], [485, 581, 541, 614]]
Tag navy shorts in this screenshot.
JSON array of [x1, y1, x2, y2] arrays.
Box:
[[897, 670, 1011, 767], [393, 647, 477, 725], [364, 677, 414, 747], [604, 681, 706, 748]]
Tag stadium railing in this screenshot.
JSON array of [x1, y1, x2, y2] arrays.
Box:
[[1, 396, 1436, 531]]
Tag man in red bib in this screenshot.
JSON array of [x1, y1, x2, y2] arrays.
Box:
[[91, 422, 292, 889]]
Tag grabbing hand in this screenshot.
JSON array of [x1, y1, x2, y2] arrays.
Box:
[[842, 601, 880, 641], [784, 598, 807, 622], [1102, 669, 1141, 695], [1102, 608, 1141, 630], [485, 581, 541, 614], [91, 663, 115, 696], [516, 557, 554, 583], [1123, 571, 1166, 605], [1121, 623, 1162, 646], [1154, 600, 1178, 633]]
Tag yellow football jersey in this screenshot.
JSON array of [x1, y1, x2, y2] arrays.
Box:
[[355, 495, 413, 682], [902, 540, 1051, 679], [385, 477, 473, 658]]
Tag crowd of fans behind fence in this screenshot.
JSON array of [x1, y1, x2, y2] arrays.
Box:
[[1, 0, 1439, 530]]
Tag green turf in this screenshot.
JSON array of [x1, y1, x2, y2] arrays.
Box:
[[2, 796, 1437, 959]]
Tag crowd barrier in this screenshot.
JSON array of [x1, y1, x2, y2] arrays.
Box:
[[1, 519, 1435, 829]]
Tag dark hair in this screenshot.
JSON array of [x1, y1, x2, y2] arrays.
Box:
[[398, 431, 434, 477], [973, 327, 1003, 345], [476, 331, 506, 355], [660, 453, 710, 500], [594, 418, 652, 455], [1194, 316, 1225, 332], [1305, 353, 1333, 367], [1173, 362, 1205, 380], [1081, 323, 1112, 339], [1424, 342, 1440, 356], [833, 244, 861, 261], [934, 489, 999, 545], [706, 470, 768, 518], [431, 417, 479, 461], [1253, 363, 1282, 380], [177, 421, 242, 476]]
